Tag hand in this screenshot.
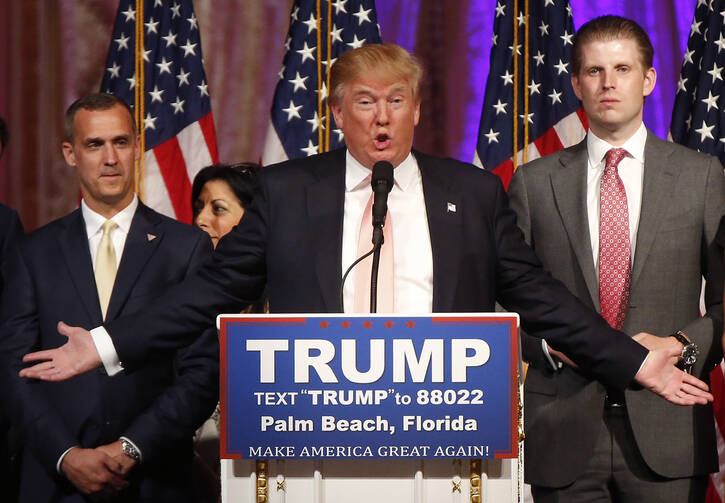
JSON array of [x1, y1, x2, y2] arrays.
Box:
[[60, 447, 128, 501], [19, 322, 102, 381], [634, 345, 713, 405], [633, 332, 682, 358], [96, 440, 137, 478], [545, 344, 578, 368]]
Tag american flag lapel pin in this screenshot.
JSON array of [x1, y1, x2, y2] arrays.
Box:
[[147, 233, 157, 242], [447, 202, 457, 213]]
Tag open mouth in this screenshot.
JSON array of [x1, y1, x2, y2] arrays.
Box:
[[374, 134, 390, 150]]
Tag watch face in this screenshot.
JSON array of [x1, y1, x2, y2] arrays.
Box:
[[682, 344, 699, 366]]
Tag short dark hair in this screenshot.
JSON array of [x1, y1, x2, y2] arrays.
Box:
[[0, 116, 8, 156], [191, 163, 260, 217], [64, 93, 136, 142], [572, 15, 654, 76]]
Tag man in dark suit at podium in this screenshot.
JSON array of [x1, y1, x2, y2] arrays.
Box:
[[19, 45, 712, 409], [0, 94, 218, 502], [509, 16, 725, 502]]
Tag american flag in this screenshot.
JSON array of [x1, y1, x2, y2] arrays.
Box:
[[670, 3, 725, 502], [262, 0, 381, 165], [101, 0, 219, 224], [473, 0, 586, 189]]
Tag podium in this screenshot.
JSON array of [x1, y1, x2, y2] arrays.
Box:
[[219, 313, 523, 502]]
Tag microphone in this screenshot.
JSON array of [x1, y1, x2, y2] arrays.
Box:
[[371, 161, 394, 245]]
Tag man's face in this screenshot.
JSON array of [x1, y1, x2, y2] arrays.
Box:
[[571, 38, 656, 143], [62, 104, 139, 216], [331, 75, 420, 170]]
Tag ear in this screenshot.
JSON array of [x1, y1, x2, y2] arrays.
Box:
[[61, 141, 76, 167], [331, 103, 343, 130], [642, 67, 657, 98], [413, 101, 421, 126], [571, 75, 583, 101]]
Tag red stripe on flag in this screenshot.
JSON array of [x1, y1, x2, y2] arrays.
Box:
[[198, 113, 219, 164], [534, 127, 565, 158], [152, 137, 193, 224], [576, 107, 589, 131], [711, 366, 725, 439], [705, 478, 721, 503], [493, 159, 515, 191]]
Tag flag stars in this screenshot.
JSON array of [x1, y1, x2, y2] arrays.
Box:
[[302, 13, 317, 34], [297, 41, 316, 63], [560, 30, 573, 45], [533, 50, 545, 66], [353, 5, 372, 25], [509, 43, 522, 55], [708, 61, 723, 83], [492, 33, 498, 46], [187, 13, 198, 30], [330, 24, 344, 44], [517, 12, 526, 26], [291, 5, 299, 21], [156, 57, 173, 74], [566, 4, 572, 16], [301, 140, 319, 156], [149, 85, 165, 103], [282, 100, 303, 121], [702, 90, 720, 111], [677, 76, 688, 92], [121, 6, 135, 22], [144, 113, 157, 130], [126, 75, 136, 90], [181, 39, 197, 57], [484, 128, 500, 144], [170, 2, 182, 18], [154, 0, 163, 7], [544, 0, 555, 6], [332, 0, 348, 15], [315, 82, 328, 100], [106, 62, 121, 79], [715, 32, 725, 52], [347, 34, 366, 49], [548, 89, 563, 104], [162, 30, 178, 47], [684, 49, 695, 65], [529, 80, 542, 95], [539, 21, 549, 36], [691, 19, 702, 36], [142, 48, 152, 62], [501, 70, 514, 85], [115, 32, 130, 50], [493, 99, 507, 115], [495, 2, 505, 17], [145, 17, 159, 34], [334, 129, 344, 142], [289, 72, 309, 92], [520, 112, 535, 124], [198, 81, 209, 97], [171, 96, 185, 114], [695, 120, 715, 142], [176, 67, 190, 86], [307, 111, 322, 132], [554, 59, 569, 74]]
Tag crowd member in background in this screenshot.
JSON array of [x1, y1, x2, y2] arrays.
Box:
[[190, 162, 261, 503], [0, 93, 218, 502], [0, 115, 23, 503]]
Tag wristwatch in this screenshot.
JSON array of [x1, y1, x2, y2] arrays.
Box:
[[121, 439, 141, 462], [670, 331, 699, 374]]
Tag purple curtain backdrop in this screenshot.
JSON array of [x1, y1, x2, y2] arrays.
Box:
[[378, 0, 697, 162]]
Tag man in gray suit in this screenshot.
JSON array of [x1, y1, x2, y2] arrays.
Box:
[[509, 15, 725, 503]]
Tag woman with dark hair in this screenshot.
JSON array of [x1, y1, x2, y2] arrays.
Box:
[[192, 163, 259, 248]]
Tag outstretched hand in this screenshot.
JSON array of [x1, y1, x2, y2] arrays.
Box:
[[19, 321, 102, 381], [634, 342, 713, 405]]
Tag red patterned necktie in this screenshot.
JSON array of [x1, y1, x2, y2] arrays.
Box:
[[599, 147, 630, 330]]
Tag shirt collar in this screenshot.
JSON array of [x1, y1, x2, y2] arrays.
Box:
[[345, 150, 417, 192], [586, 122, 647, 167], [81, 195, 138, 239]]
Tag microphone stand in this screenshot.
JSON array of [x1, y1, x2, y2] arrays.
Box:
[[369, 226, 384, 313]]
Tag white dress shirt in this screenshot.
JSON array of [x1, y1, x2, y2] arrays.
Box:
[[341, 151, 434, 314]]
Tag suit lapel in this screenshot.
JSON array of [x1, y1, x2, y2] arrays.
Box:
[[630, 133, 676, 287], [105, 204, 162, 320], [57, 210, 103, 323], [308, 149, 345, 312], [550, 141, 600, 307], [416, 152, 462, 312]]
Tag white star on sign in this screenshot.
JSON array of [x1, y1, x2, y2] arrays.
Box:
[[289, 72, 309, 92], [171, 96, 185, 115], [282, 100, 303, 121], [353, 5, 372, 25], [702, 90, 720, 111], [493, 99, 507, 115], [695, 120, 715, 141], [149, 85, 165, 103], [115, 32, 130, 50], [484, 128, 500, 144], [297, 42, 316, 63], [106, 62, 121, 79]]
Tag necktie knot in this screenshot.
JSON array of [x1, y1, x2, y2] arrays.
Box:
[[604, 148, 627, 171], [101, 219, 118, 236]]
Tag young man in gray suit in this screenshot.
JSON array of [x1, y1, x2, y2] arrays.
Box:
[[509, 15, 725, 503]]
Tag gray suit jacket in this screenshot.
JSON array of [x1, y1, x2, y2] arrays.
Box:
[[509, 131, 725, 487]]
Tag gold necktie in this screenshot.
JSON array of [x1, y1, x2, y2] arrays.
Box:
[[95, 220, 118, 320]]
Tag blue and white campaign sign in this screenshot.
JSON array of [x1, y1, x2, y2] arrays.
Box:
[[220, 314, 519, 459]]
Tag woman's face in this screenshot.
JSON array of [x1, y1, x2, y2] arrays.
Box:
[[194, 179, 245, 248]]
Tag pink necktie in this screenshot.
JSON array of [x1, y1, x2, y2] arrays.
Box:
[[354, 191, 394, 313], [599, 147, 630, 330]]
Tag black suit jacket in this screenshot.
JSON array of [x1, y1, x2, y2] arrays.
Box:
[[105, 148, 648, 391], [0, 203, 218, 503]]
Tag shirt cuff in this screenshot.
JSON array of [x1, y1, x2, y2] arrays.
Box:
[[541, 339, 562, 372], [119, 436, 143, 463], [636, 351, 650, 376], [57, 446, 77, 474], [90, 327, 124, 376]]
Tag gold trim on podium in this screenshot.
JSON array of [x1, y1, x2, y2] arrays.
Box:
[[256, 459, 268, 502]]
